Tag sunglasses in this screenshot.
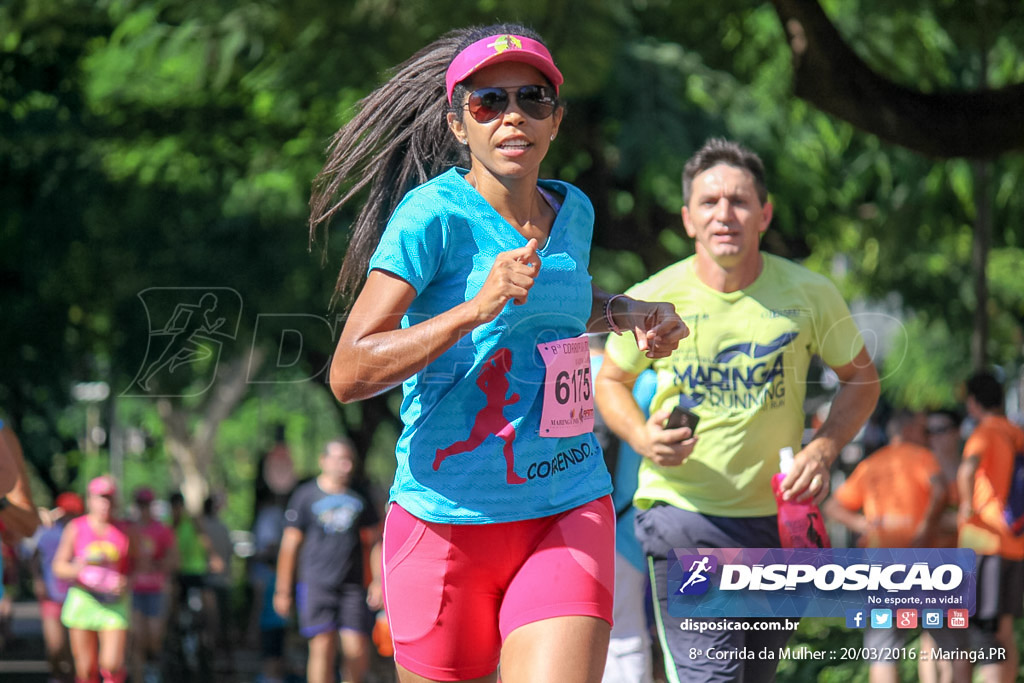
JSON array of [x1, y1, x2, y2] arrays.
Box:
[[464, 85, 558, 123]]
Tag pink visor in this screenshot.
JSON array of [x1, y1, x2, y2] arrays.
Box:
[[446, 34, 563, 104], [87, 475, 117, 497]]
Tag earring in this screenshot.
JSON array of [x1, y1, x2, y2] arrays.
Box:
[[550, 134, 556, 141], [460, 139, 468, 145]]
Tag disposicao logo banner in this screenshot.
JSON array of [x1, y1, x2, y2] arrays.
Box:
[[669, 548, 976, 618]]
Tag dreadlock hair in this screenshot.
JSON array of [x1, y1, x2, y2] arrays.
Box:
[[309, 23, 548, 309]]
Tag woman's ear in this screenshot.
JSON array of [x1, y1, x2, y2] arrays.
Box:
[[549, 106, 564, 142], [447, 111, 467, 146]]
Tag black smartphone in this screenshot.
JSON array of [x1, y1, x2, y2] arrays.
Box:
[[665, 405, 700, 433]]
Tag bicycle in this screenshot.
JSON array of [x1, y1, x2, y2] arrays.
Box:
[[162, 582, 213, 683]]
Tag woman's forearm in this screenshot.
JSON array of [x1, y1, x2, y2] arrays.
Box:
[[331, 297, 483, 403]]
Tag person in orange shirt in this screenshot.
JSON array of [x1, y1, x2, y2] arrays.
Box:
[[957, 371, 1024, 683], [825, 410, 948, 683], [826, 410, 947, 548]]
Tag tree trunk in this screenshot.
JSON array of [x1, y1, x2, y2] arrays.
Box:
[[971, 41, 992, 371], [770, 0, 1024, 158], [971, 160, 991, 370], [156, 348, 266, 514]]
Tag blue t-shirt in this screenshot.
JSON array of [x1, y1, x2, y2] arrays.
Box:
[[368, 167, 611, 523], [37, 520, 70, 601], [591, 356, 658, 572], [613, 370, 658, 572]]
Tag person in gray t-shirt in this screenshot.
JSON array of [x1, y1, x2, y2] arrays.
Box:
[[200, 494, 234, 656], [274, 438, 382, 683]]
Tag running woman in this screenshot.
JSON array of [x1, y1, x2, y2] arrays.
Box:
[[310, 23, 688, 683], [130, 487, 178, 683], [52, 475, 135, 683]]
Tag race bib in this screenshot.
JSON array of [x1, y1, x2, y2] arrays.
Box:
[[537, 336, 594, 437], [78, 565, 122, 596]]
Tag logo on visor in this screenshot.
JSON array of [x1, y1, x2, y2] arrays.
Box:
[[677, 554, 718, 596], [488, 35, 523, 54]]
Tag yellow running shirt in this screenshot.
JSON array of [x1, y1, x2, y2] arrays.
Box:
[[606, 254, 864, 517]]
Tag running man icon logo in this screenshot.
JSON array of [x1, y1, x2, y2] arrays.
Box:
[[677, 554, 718, 596], [125, 288, 242, 397]]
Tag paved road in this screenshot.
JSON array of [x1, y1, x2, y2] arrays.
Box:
[[1, 599, 397, 682], [0, 599, 259, 681], [1, 601, 53, 682]]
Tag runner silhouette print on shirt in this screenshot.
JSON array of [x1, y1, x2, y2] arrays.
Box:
[[433, 347, 527, 485]]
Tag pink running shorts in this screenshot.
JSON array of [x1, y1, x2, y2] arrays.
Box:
[[382, 495, 615, 681]]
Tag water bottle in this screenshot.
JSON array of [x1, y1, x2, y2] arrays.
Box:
[[372, 610, 394, 658], [771, 447, 831, 548]]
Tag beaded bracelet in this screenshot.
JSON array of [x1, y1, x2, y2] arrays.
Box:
[[604, 294, 626, 335]]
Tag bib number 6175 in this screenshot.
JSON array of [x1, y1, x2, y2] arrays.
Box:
[[537, 336, 594, 438], [556, 367, 591, 405]]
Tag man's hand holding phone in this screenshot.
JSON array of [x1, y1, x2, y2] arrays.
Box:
[[665, 405, 700, 433], [636, 405, 699, 467]]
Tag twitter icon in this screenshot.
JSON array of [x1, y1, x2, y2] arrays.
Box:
[[871, 609, 892, 628]]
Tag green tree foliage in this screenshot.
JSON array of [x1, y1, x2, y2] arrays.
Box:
[[626, 0, 1024, 399], [3, 0, 1023, 509]]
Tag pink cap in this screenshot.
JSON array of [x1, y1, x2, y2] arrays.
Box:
[[446, 34, 563, 104], [87, 475, 117, 497]]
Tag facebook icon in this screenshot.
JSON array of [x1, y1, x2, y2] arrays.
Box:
[[845, 609, 866, 629]]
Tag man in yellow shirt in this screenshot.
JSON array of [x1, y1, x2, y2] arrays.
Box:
[[595, 138, 880, 683]]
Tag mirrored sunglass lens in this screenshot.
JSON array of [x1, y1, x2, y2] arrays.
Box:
[[517, 85, 552, 102], [469, 89, 508, 122], [516, 86, 555, 119]]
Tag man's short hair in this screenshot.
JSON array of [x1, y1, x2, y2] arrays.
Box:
[[966, 371, 1004, 410], [682, 138, 768, 205]]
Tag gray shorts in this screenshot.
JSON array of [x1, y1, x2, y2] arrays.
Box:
[[635, 504, 793, 683], [296, 581, 372, 639], [975, 554, 1023, 622], [960, 554, 1024, 660]]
